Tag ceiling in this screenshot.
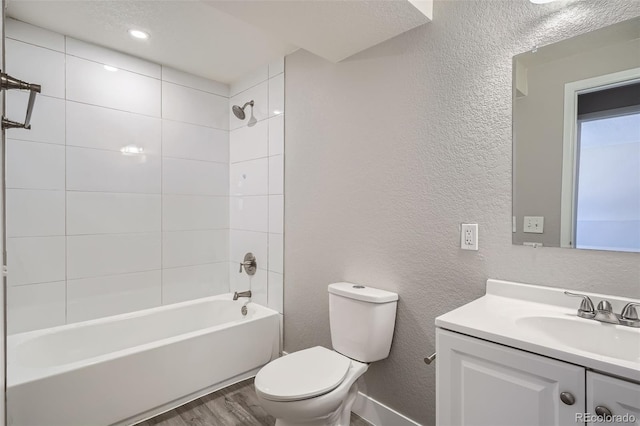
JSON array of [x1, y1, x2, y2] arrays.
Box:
[[7, 0, 431, 85]]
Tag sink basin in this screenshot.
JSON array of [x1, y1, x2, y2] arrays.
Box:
[[436, 279, 640, 381], [516, 315, 640, 363]]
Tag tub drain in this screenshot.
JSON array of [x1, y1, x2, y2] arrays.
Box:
[[241, 305, 248, 316]]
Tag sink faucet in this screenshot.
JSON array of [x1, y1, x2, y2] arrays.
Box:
[[593, 300, 618, 324], [233, 290, 252, 301], [564, 292, 640, 328]]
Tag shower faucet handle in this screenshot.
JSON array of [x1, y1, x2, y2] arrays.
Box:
[[238, 252, 257, 276]]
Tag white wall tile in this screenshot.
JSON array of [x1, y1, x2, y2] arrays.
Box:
[[6, 92, 65, 145], [162, 120, 228, 162], [6, 139, 65, 190], [268, 271, 283, 313], [67, 233, 161, 279], [66, 56, 161, 116], [230, 65, 268, 97], [163, 195, 228, 231], [5, 18, 65, 52], [162, 263, 228, 304], [66, 37, 161, 78], [250, 268, 268, 306], [268, 115, 284, 156], [162, 82, 228, 129], [67, 192, 161, 235], [230, 196, 268, 232], [162, 157, 228, 196], [162, 66, 229, 97], [268, 74, 285, 118], [268, 233, 283, 274], [230, 81, 269, 130], [162, 230, 228, 268], [230, 119, 268, 162], [67, 101, 161, 155], [229, 261, 245, 293], [6, 39, 65, 98], [6, 189, 65, 237], [269, 58, 285, 78], [268, 155, 284, 195], [67, 270, 161, 323], [269, 195, 284, 234], [230, 230, 267, 265], [7, 282, 66, 334], [7, 237, 65, 286], [66, 146, 161, 194], [230, 158, 268, 196]]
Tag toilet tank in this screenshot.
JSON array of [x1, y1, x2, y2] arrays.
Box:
[[328, 282, 398, 363]]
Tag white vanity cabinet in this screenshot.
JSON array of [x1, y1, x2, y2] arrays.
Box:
[[436, 329, 585, 426], [586, 372, 640, 426], [437, 329, 640, 426]]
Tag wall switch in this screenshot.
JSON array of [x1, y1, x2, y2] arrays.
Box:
[[461, 223, 478, 251], [523, 216, 544, 234]]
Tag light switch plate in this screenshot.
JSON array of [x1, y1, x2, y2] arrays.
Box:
[[523, 216, 544, 234]]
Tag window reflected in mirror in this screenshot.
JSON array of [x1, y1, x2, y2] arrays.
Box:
[[574, 82, 640, 252]]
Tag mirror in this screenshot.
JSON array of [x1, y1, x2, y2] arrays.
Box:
[[512, 17, 640, 252]]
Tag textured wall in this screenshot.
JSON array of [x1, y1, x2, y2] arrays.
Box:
[[283, 1, 640, 424]]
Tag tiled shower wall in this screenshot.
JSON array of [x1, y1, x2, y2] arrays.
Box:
[[228, 65, 285, 315], [4, 20, 232, 333]]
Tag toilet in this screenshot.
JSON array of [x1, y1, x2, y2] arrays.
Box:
[[254, 282, 398, 426]]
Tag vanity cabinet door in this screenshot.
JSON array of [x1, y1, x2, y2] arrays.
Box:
[[436, 329, 585, 426], [586, 371, 640, 426]]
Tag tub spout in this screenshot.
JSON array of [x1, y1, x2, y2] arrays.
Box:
[[233, 290, 252, 301]]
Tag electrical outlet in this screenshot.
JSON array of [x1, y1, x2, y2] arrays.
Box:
[[461, 223, 478, 251]]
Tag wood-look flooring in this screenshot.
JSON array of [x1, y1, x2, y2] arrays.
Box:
[[138, 378, 372, 426]]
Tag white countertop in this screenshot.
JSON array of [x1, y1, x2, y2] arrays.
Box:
[[435, 279, 640, 382]]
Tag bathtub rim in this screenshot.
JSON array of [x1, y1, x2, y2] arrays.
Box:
[[7, 293, 279, 387]]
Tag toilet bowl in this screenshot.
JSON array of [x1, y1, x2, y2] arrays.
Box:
[[254, 283, 398, 426], [255, 346, 368, 426]]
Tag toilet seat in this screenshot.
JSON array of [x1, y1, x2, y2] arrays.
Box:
[[255, 346, 351, 402]]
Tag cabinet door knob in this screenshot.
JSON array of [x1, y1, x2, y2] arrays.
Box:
[[595, 406, 612, 417], [560, 392, 575, 405]]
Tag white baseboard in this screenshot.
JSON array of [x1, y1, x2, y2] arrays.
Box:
[[352, 391, 422, 426]]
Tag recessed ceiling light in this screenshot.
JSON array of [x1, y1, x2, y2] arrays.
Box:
[[128, 29, 149, 40], [103, 65, 118, 72]]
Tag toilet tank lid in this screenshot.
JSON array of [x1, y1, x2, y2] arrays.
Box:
[[328, 282, 398, 303]]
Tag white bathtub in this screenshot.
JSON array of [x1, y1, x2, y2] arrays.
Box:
[[7, 294, 280, 426]]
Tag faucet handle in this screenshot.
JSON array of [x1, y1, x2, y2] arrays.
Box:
[[621, 302, 640, 320], [564, 291, 596, 319]]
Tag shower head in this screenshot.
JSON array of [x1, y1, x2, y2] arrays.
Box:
[[232, 100, 254, 120]]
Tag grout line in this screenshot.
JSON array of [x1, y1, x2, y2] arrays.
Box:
[[67, 268, 165, 283], [63, 39, 68, 325], [266, 76, 271, 308], [160, 76, 164, 306], [229, 113, 284, 133], [229, 71, 283, 99], [65, 143, 230, 165], [8, 280, 66, 288], [5, 35, 65, 54]]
